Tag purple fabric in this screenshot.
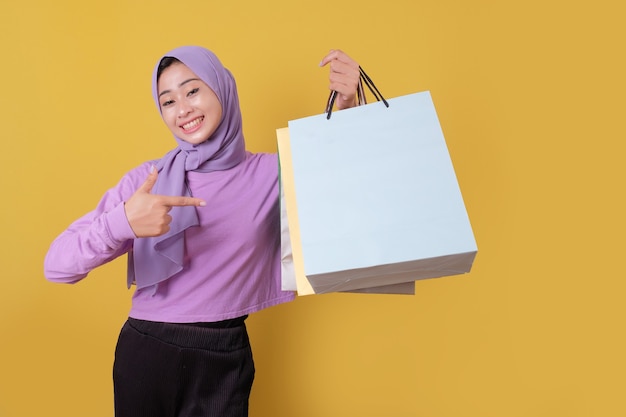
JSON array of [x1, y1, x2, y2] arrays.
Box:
[[43, 156, 295, 322], [130, 46, 247, 290]]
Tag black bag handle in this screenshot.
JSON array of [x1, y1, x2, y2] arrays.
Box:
[[325, 66, 389, 120]]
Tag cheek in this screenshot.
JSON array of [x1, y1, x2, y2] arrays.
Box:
[[161, 109, 177, 127], [213, 102, 223, 121]]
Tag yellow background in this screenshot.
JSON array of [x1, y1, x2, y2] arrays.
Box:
[[1, 0, 624, 416]]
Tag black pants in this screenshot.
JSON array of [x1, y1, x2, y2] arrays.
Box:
[[113, 317, 255, 417]]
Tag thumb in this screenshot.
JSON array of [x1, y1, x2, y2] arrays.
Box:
[[138, 165, 158, 194], [319, 49, 336, 67]]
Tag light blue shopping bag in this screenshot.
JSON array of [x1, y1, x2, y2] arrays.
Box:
[[281, 91, 477, 294]]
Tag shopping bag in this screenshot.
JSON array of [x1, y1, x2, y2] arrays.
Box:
[[279, 129, 416, 295], [279, 90, 477, 295]]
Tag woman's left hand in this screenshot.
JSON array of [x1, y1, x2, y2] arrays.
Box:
[[320, 49, 360, 110]]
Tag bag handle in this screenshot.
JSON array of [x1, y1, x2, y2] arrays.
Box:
[[325, 66, 389, 120]]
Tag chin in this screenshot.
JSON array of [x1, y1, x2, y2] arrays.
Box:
[[180, 134, 211, 145]]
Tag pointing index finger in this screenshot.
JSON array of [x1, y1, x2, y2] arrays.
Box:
[[159, 195, 206, 207]]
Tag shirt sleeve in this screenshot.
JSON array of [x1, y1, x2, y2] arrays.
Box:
[[43, 162, 151, 284]]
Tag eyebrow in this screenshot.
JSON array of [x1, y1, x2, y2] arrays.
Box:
[[158, 78, 202, 98]]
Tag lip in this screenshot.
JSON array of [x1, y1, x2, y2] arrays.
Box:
[[179, 116, 205, 133]]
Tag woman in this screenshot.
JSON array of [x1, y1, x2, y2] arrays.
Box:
[[44, 45, 360, 416]]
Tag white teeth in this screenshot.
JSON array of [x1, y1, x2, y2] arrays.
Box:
[[182, 117, 203, 130]]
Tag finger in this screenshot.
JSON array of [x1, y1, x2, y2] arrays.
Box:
[[329, 66, 359, 84], [319, 49, 335, 67], [329, 81, 354, 97], [333, 50, 358, 68], [320, 49, 357, 68], [329, 71, 359, 94], [138, 165, 158, 194], [319, 49, 347, 67], [159, 195, 206, 207]]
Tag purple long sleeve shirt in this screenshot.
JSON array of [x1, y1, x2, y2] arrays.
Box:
[[44, 152, 294, 322]]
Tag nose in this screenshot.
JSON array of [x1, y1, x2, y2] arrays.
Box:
[[177, 101, 193, 118]]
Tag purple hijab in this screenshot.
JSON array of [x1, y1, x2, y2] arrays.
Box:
[[128, 46, 247, 290]]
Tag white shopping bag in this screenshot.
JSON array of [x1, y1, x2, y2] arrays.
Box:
[[278, 91, 477, 295]]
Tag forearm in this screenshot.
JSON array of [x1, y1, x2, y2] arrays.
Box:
[[44, 202, 135, 283], [43, 164, 151, 283]]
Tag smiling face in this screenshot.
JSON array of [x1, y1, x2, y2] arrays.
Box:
[[157, 62, 223, 145]]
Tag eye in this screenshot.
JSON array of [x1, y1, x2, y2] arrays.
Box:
[[187, 87, 199, 97], [161, 99, 174, 107]]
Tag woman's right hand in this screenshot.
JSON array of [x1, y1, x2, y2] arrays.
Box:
[[124, 167, 205, 238]]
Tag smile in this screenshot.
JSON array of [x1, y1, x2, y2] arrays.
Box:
[[181, 116, 204, 131]]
